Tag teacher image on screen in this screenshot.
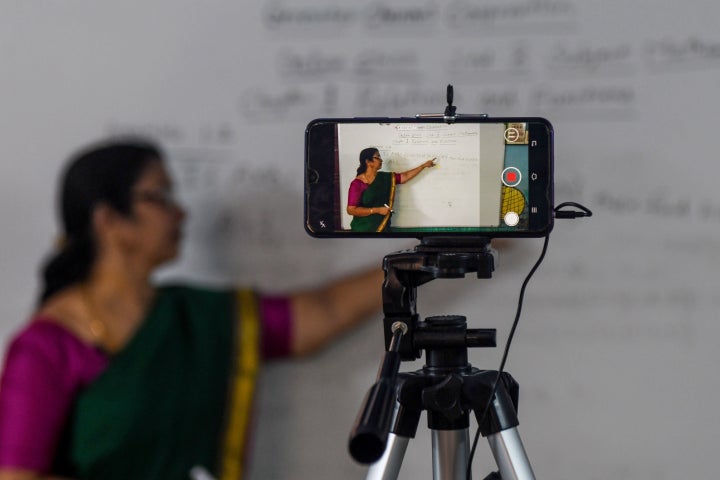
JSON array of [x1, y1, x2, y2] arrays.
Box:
[[347, 147, 436, 232]]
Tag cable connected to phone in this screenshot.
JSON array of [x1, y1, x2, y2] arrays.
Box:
[[466, 233, 551, 479], [554, 201, 593, 219], [465, 202, 591, 477]]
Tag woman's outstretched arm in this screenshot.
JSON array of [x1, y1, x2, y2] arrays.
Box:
[[399, 158, 436, 184], [289, 268, 384, 356]]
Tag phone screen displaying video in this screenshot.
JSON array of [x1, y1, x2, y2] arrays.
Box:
[[305, 118, 553, 238]]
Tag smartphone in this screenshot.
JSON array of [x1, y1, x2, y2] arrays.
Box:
[[305, 117, 553, 238]]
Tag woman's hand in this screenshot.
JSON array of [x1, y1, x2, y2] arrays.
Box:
[[422, 158, 437, 169], [375, 206, 390, 216], [0, 469, 76, 480], [346, 205, 390, 217]]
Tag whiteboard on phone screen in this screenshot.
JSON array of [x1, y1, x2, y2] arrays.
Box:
[[338, 123, 506, 228]]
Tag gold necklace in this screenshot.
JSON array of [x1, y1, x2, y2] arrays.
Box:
[[81, 286, 115, 352], [363, 172, 376, 184]]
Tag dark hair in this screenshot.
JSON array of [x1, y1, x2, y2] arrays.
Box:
[[39, 139, 163, 303], [356, 147, 379, 175]]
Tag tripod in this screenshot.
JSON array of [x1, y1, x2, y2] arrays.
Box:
[[348, 238, 536, 480]]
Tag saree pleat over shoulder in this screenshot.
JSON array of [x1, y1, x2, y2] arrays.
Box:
[[61, 286, 260, 480], [350, 171, 396, 232]]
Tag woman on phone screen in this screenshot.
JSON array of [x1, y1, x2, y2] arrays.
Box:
[[347, 147, 436, 232]]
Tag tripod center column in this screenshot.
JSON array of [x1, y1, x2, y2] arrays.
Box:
[[422, 315, 469, 372]]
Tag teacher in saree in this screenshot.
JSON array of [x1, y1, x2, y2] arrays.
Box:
[[0, 139, 384, 480], [347, 147, 436, 232]]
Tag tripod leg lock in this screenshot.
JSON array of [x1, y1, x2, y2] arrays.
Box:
[[465, 372, 520, 437]]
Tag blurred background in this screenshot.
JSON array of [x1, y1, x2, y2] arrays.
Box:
[[1, 1, 718, 478]]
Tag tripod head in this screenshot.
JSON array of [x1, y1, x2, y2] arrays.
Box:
[[382, 237, 498, 360], [349, 238, 501, 464]]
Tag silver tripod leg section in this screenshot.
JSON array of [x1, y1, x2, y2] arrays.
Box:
[[431, 429, 470, 480], [366, 433, 410, 480], [487, 427, 536, 480]]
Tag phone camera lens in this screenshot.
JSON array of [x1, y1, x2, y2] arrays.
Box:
[[307, 169, 319, 184]]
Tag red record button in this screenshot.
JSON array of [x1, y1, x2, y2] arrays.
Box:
[[501, 167, 522, 187]]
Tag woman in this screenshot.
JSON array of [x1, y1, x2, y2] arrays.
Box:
[[347, 147, 436, 232], [0, 140, 383, 480]]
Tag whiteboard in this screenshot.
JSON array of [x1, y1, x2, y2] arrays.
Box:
[[338, 123, 506, 228], [1, 1, 720, 479]]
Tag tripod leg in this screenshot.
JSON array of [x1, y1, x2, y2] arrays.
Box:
[[431, 428, 470, 480], [366, 433, 410, 480], [486, 427, 536, 480]]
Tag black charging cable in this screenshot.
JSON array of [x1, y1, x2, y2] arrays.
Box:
[[554, 201, 593, 219], [465, 201, 592, 479]]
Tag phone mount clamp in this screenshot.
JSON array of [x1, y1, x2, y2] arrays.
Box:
[[349, 237, 536, 480], [416, 84, 489, 124], [444, 85, 457, 123]]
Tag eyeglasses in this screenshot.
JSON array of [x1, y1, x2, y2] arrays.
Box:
[[372, 155, 383, 161], [133, 188, 181, 209]]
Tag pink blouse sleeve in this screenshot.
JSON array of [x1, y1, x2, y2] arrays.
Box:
[[0, 322, 107, 472], [395, 173, 402, 184], [259, 296, 293, 359], [347, 179, 366, 207]]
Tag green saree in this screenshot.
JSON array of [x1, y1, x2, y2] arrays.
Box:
[[61, 286, 260, 480], [350, 171, 396, 232]]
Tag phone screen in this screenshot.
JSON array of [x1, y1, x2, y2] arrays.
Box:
[[305, 117, 553, 238]]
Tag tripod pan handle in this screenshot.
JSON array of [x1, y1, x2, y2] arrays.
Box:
[[348, 350, 400, 464]]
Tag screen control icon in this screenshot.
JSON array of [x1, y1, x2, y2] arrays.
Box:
[[504, 128, 520, 143], [501, 167, 522, 187], [504, 211, 520, 227]]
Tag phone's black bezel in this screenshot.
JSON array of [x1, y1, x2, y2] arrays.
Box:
[[305, 116, 554, 238]]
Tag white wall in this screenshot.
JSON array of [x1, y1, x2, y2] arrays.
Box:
[[1, 1, 719, 478]]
